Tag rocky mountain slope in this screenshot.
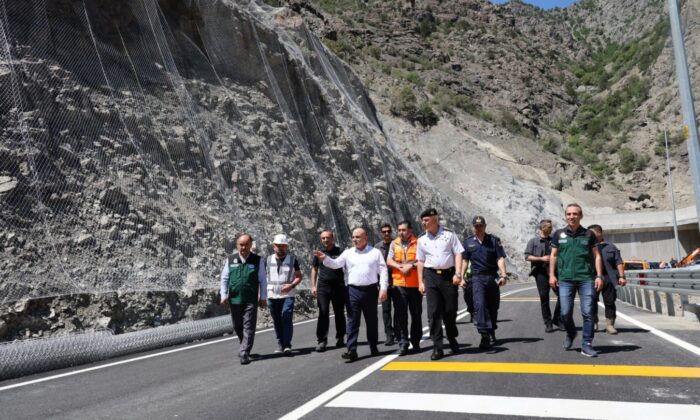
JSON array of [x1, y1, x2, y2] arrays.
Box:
[[0, 0, 471, 340], [280, 0, 697, 212], [2, 0, 699, 341]]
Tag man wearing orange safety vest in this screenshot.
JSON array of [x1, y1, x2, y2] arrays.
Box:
[[386, 220, 423, 356]]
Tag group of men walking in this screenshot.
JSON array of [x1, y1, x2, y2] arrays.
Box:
[[220, 203, 625, 365]]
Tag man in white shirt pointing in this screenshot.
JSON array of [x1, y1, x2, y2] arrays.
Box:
[[313, 227, 389, 362]]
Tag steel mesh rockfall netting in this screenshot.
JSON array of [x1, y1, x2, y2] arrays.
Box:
[[0, 315, 232, 380]]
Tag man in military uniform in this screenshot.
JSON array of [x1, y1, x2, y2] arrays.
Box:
[[386, 220, 423, 356], [461, 216, 507, 350], [549, 204, 604, 357], [219, 233, 267, 365], [375, 223, 397, 346], [416, 208, 464, 360], [588, 224, 627, 335], [524, 219, 561, 333]]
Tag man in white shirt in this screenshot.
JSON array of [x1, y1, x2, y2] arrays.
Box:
[[416, 208, 465, 360], [313, 227, 389, 362]]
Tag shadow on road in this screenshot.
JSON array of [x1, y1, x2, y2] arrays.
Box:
[[593, 344, 642, 354]]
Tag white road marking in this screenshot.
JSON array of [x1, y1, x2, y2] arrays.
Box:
[[279, 286, 536, 420], [603, 302, 700, 357], [326, 391, 700, 419]]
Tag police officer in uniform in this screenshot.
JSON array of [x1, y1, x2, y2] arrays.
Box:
[[462, 216, 507, 350], [417, 208, 464, 360], [219, 233, 267, 365]]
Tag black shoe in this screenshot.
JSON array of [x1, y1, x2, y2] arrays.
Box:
[[448, 338, 459, 355], [385, 337, 396, 346], [336, 338, 345, 348], [545, 322, 554, 333], [239, 353, 250, 365], [411, 342, 421, 353], [398, 346, 409, 356], [479, 333, 492, 350], [430, 346, 444, 360], [489, 332, 497, 346], [370, 345, 380, 356], [316, 341, 327, 352], [554, 320, 565, 330], [342, 350, 358, 362]]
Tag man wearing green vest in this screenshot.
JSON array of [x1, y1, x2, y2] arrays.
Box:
[[549, 204, 604, 358], [220, 233, 267, 365]]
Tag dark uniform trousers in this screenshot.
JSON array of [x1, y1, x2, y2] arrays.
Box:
[[462, 281, 474, 315], [534, 271, 561, 325], [230, 303, 258, 356], [316, 280, 347, 343], [392, 286, 423, 347], [592, 281, 617, 321], [472, 274, 500, 333], [346, 284, 379, 352], [424, 268, 458, 344], [382, 285, 397, 341]]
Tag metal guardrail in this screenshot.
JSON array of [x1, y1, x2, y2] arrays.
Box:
[[620, 269, 700, 317]]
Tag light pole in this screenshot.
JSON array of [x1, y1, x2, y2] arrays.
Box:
[[668, 0, 700, 236], [665, 129, 682, 261]]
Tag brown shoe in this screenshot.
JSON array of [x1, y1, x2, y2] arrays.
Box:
[[606, 319, 618, 335]]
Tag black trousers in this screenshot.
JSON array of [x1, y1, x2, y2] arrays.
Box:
[[316, 280, 347, 343], [393, 286, 423, 347], [592, 281, 617, 321], [382, 285, 396, 340], [346, 284, 379, 352], [534, 272, 561, 324], [424, 268, 458, 345]]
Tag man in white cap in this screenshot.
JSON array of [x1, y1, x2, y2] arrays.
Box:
[[266, 234, 303, 356]]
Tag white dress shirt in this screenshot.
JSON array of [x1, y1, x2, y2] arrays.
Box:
[[322, 245, 389, 291], [417, 226, 464, 269]]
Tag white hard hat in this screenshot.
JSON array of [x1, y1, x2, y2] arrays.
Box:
[[273, 234, 289, 245]]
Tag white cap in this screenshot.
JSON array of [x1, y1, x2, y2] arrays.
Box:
[[273, 234, 289, 245]]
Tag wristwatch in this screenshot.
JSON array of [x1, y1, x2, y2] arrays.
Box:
[[596, 275, 604, 279]]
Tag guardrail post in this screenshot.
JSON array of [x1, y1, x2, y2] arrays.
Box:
[[634, 288, 643, 308], [666, 292, 676, 317], [653, 291, 662, 313], [643, 289, 652, 311]]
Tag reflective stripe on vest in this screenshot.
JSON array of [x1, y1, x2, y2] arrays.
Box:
[[267, 254, 296, 298], [391, 236, 419, 288]]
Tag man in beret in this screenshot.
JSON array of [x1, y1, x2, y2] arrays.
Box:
[[416, 208, 464, 360]]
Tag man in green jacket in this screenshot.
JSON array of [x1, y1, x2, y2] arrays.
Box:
[[549, 204, 604, 357], [220, 233, 267, 365]]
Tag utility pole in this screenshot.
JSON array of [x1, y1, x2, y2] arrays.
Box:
[[668, 0, 700, 235], [665, 129, 682, 261]]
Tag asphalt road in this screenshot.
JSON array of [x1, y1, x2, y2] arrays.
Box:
[[1, 284, 699, 419]]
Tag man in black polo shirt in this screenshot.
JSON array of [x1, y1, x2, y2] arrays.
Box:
[[311, 229, 346, 352], [549, 203, 604, 357], [375, 222, 397, 346], [524, 219, 561, 333], [588, 224, 627, 335]]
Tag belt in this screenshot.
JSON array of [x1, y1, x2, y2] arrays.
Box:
[[349, 283, 378, 290], [425, 267, 455, 276]]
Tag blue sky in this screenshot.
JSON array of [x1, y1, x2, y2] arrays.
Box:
[[490, 0, 578, 10]]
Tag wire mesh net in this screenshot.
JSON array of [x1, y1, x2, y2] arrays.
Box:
[[1, 0, 456, 307]]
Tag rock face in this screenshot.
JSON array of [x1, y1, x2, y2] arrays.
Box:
[[0, 0, 469, 339]]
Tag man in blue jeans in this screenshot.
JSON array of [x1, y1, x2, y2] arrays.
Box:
[[549, 203, 604, 357], [266, 234, 303, 356]]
